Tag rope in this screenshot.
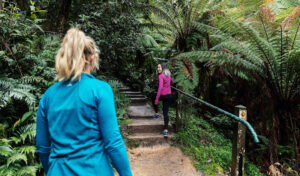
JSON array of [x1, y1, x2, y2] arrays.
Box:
[[171, 86, 260, 143]]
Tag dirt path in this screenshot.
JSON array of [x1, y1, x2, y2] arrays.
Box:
[[119, 87, 204, 176], [126, 145, 203, 176]]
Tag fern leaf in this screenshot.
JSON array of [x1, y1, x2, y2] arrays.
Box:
[[0, 165, 17, 176], [17, 123, 36, 143], [16, 166, 38, 176], [0, 145, 12, 157], [16, 146, 36, 156], [7, 153, 27, 167]]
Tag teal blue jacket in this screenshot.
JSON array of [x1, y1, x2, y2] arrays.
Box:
[[36, 73, 132, 176]]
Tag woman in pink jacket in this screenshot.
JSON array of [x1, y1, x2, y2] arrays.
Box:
[[153, 63, 172, 137]]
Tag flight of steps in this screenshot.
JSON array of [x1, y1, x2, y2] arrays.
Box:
[[119, 86, 173, 147]]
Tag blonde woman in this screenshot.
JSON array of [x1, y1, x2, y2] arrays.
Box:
[[36, 28, 132, 176]]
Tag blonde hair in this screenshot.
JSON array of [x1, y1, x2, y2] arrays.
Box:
[[55, 28, 99, 81]]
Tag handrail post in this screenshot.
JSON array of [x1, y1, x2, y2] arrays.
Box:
[[231, 105, 247, 176]]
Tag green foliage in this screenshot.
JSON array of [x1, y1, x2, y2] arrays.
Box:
[[0, 78, 36, 109], [178, 13, 299, 167], [0, 2, 59, 175], [71, 0, 141, 77], [244, 162, 264, 176], [0, 112, 40, 176], [173, 60, 199, 92], [174, 114, 263, 175], [106, 79, 130, 120], [0, 0, 298, 174], [141, 0, 228, 52]]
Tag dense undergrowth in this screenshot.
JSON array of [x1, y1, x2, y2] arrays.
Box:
[[169, 107, 263, 175], [0, 4, 130, 175]]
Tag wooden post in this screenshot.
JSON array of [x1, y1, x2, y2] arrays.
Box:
[[231, 105, 247, 176]]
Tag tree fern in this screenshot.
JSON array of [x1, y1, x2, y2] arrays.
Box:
[[178, 50, 263, 77], [173, 59, 199, 92], [178, 9, 300, 163], [140, 0, 230, 52]]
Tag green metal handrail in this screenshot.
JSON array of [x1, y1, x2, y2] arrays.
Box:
[[171, 86, 260, 143]]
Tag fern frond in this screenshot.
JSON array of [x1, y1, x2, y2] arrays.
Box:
[[137, 34, 160, 49], [7, 152, 27, 167], [173, 60, 199, 92], [178, 51, 263, 79], [20, 76, 48, 85], [0, 78, 36, 108], [17, 123, 36, 143], [211, 40, 264, 67], [16, 166, 38, 176], [0, 165, 17, 176], [107, 80, 123, 89], [143, 4, 180, 34], [16, 146, 36, 156], [193, 22, 230, 40], [139, 22, 173, 31], [10, 137, 21, 145], [8, 89, 36, 106], [0, 145, 12, 157]]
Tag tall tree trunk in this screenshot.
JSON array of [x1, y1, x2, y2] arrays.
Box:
[[289, 114, 300, 168], [16, 0, 30, 12], [44, 0, 72, 34], [270, 106, 279, 164], [58, 0, 72, 34], [205, 33, 211, 49]]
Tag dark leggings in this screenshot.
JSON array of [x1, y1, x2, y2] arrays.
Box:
[[153, 94, 172, 130]]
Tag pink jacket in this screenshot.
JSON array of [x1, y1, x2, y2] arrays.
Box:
[[155, 73, 172, 104]]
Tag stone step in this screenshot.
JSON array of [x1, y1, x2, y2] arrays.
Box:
[[118, 87, 131, 92], [127, 133, 173, 146], [122, 91, 142, 95], [130, 97, 148, 106], [127, 94, 146, 98], [127, 119, 172, 133], [128, 115, 154, 119], [128, 104, 155, 119]]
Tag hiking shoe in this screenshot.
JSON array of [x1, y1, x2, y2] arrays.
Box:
[[162, 131, 168, 137], [152, 114, 160, 118]]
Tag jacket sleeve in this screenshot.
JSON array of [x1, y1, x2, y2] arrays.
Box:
[[155, 74, 163, 104], [97, 83, 132, 176], [36, 93, 51, 174]]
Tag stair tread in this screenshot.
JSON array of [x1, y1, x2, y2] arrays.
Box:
[[128, 104, 155, 117], [122, 91, 142, 94], [128, 119, 164, 126], [127, 95, 146, 98], [130, 97, 147, 100], [127, 133, 174, 138]]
